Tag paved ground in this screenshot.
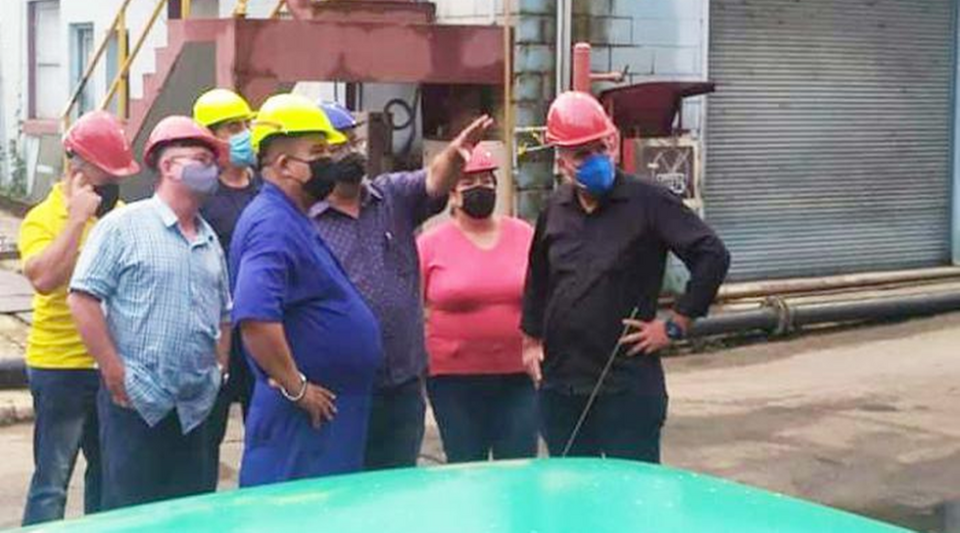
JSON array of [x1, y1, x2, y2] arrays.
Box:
[[0, 313, 957, 531], [0, 209, 20, 254]]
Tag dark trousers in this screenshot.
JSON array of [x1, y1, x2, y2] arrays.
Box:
[[200, 333, 253, 490], [427, 374, 538, 463], [22, 368, 101, 526], [539, 388, 668, 463], [97, 388, 210, 511], [363, 378, 426, 470]]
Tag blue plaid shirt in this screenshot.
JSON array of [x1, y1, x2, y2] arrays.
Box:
[[71, 195, 231, 432]]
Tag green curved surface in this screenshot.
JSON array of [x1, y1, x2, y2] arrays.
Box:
[[21, 459, 913, 533]]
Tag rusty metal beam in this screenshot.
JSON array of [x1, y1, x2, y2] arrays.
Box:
[[230, 19, 505, 92]]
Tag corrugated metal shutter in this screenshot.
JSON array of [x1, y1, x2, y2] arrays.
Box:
[[705, 0, 956, 281]]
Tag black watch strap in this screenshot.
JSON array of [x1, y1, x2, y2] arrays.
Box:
[[665, 319, 686, 341]]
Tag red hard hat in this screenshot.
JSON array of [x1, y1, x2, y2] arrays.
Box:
[[63, 111, 140, 176], [143, 116, 227, 169], [545, 91, 617, 148], [464, 144, 498, 174]]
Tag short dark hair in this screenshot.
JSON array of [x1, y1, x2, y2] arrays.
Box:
[[257, 132, 318, 170]]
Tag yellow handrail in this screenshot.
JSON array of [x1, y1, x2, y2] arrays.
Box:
[[60, 0, 136, 130], [233, 0, 250, 18], [269, 0, 288, 19], [100, 0, 169, 114], [116, 10, 129, 119]]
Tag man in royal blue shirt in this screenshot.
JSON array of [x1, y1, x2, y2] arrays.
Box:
[[230, 93, 382, 485]]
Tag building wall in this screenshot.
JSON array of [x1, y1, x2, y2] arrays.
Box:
[[431, 0, 710, 219], [0, 0, 176, 188], [0, 1, 26, 185], [432, 0, 558, 218], [575, 0, 708, 135]]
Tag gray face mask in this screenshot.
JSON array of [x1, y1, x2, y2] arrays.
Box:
[[180, 162, 220, 196]]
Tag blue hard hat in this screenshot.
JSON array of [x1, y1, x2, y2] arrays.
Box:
[[318, 101, 359, 132]]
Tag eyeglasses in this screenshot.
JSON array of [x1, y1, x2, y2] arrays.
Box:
[[169, 153, 217, 166]]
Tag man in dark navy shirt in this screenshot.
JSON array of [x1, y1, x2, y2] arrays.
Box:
[[521, 92, 730, 462], [193, 88, 260, 490], [312, 106, 494, 470]]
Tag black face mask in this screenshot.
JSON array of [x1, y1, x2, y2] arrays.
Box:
[[298, 156, 339, 201], [330, 152, 367, 185], [93, 183, 120, 218], [460, 186, 496, 219]]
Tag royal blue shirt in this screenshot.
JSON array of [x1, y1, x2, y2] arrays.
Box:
[[230, 181, 382, 485]]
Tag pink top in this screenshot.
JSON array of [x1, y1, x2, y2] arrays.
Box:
[[418, 217, 534, 376]]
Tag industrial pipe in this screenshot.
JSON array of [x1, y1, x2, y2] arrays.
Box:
[[690, 290, 960, 338], [0, 359, 26, 390], [556, 0, 573, 93], [3, 291, 960, 389], [717, 267, 960, 301], [572, 43, 591, 92]]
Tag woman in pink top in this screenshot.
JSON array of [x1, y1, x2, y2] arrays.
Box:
[[417, 145, 538, 463]]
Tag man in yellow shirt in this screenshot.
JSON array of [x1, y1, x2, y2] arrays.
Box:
[[18, 111, 139, 525]]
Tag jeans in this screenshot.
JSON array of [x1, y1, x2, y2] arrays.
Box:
[[22, 368, 101, 526], [363, 378, 426, 470], [97, 388, 210, 511], [427, 373, 538, 463], [539, 388, 668, 463]]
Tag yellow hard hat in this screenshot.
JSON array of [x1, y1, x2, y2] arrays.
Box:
[[251, 93, 348, 154], [192, 88, 256, 128]]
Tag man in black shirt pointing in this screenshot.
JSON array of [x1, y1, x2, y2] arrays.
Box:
[[521, 91, 730, 462]]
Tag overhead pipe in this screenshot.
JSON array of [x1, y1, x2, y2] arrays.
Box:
[[717, 267, 960, 301]]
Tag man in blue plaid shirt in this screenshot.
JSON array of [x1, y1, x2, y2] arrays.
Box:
[[68, 117, 231, 510]]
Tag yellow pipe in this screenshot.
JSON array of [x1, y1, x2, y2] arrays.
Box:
[[233, 0, 249, 18], [116, 10, 128, 118], [502, 0, 514, 215], [101, 0, 168, 113], [60, 0, 136, 127], [269, 0, 287, 19]]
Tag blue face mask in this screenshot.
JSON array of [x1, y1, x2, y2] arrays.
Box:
[[575, 153, 616, 197], [180, 162, 220, 196], [228, 129, 256, 168]]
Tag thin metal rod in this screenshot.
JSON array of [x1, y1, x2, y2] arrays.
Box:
[[561, 306, 640, 458]]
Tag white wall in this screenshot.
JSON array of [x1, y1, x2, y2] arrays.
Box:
[[60, 0, 170, 102], [579, 0, 709, 136], [0, 1, 26, 184], [434, 0, 502, 24]]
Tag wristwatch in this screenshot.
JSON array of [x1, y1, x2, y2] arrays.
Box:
[[664, 318, 686, 342]]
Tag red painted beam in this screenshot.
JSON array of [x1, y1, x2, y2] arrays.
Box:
[[228, 19, 504, 101]]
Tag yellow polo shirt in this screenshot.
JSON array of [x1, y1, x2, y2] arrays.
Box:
[[18, 183, 117, 369]]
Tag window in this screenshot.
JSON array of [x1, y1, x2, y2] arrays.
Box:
[[28, 0, 64, 119], [69, 23, 95, 116]]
